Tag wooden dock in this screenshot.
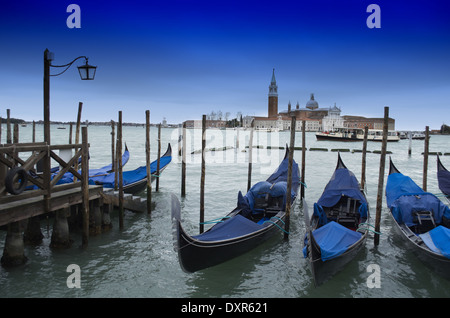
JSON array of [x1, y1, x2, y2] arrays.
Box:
[[0, 185, 104, 227], [0, 125, 150, 268]]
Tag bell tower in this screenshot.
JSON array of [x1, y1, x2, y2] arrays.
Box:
[[268, 68, 278, 118]]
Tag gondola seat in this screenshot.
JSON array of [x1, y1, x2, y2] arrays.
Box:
[[238, 181, 288, 220], [314, 195, 367, 229], [413, 210, 436, 234]]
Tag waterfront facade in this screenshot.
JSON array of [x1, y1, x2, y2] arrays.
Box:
[[184, 70, 395, 131], [342, 115, 396, 131], [245, 70, 395, 131], [184, 119, 227, 129]]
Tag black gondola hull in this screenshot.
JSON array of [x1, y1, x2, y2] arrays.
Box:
[[437, 155, 450, 197], [304, 153, 369, 286], [123, 166, 169, 194], [174, 210, 287, 273], [172, 147, 299, 273], [387, 158, 450, 280]]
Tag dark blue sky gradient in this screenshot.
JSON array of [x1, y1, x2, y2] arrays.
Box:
[[1, 0, 449, 130]]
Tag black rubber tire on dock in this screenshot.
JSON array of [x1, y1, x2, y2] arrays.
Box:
[[5, 167, 28, 195]]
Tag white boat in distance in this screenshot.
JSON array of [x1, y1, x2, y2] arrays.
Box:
[[316, 128, 400, 142]]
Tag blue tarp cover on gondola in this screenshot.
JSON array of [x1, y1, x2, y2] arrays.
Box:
[[54, 148, 130, 185], [303, 221, 362, 261], [386, 172, 424, 207], [237, 157, 299, 216], [386, 172, 450, 226], [266, 157, 300, 192], [192, 215, 263, 241], [438, 169, 450, 196], [420, 226, 450, 259], [241, 181, 287, 212], [92, 155, 172, 188], [195, 154, 299, 242], [316, 168, 367, 208]]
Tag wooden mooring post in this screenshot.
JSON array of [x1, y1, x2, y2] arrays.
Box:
[[117, 111, 124, 229], [374, 107, 389, 246], [110, 120, 115, 172], [284, 115, 296, 239], [200, 115, 206, 234], [69, 123, 73, 144], [408, 132, 412, 156], [73, 102, 83, 182], [32, 121, 36, 143], [6, 109, 11, 144], [181, 121, 187, 197], [423, 126, 429, 192], [301, 120, 306, 200], [13, 123, 19, 144], [247, 119, 254, 192], [361, 126, 368, 190], [146, 110, 152, 214], [156, 123, 161, 191], [81, 126, 90, 247]]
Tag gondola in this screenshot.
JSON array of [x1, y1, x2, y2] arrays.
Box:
[[303, 153, 369, 286], [54, 145, 130, 184], [91, 143, 172, 195], [386, 158, 450, 279], [52, 145, 130, 174], [437, 155, 450, 197], [171, 148, 300, 273]]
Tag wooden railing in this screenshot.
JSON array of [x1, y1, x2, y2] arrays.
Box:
[[0, 139, 89, 205]]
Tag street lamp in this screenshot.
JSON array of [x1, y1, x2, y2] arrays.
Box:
[[77, 59, 97, 80], [43, 48, 96, 144]]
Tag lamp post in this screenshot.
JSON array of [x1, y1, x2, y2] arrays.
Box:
[[43, 48, 96, 145]]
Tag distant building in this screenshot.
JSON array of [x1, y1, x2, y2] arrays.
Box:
[[184, 119, 226, 129], [278, 94, 335, 130], [184, 70, 395, 131], [268, 69, 279, 118], [244, 70, 395, 131], [321, 104, 344, 131], [342, 115, 396, 131]]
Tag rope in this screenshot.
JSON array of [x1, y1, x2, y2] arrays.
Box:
[[199, 216, 230, 225], [358, 222, 382, 235], [262, 220, 289, 234], [262, 216, 289, 234], [269, 216, 285, 225]]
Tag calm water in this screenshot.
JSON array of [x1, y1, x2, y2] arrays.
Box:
[[0, 124, 449, 298]]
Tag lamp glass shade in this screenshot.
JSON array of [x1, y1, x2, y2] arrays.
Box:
[[77, 61, 97, 80]]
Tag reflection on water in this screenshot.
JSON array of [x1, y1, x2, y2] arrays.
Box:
[[0, 124, 449, 298]]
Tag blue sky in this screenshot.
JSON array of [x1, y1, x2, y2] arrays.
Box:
[[1, 0, 449, 130]]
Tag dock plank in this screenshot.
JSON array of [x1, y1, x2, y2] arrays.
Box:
[[0, 185, 103, 226]]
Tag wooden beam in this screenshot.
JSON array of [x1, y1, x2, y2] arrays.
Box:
[[0, 185, 103, 227]]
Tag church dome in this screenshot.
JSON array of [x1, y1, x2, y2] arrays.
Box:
[[306, 93, 318, 109]]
